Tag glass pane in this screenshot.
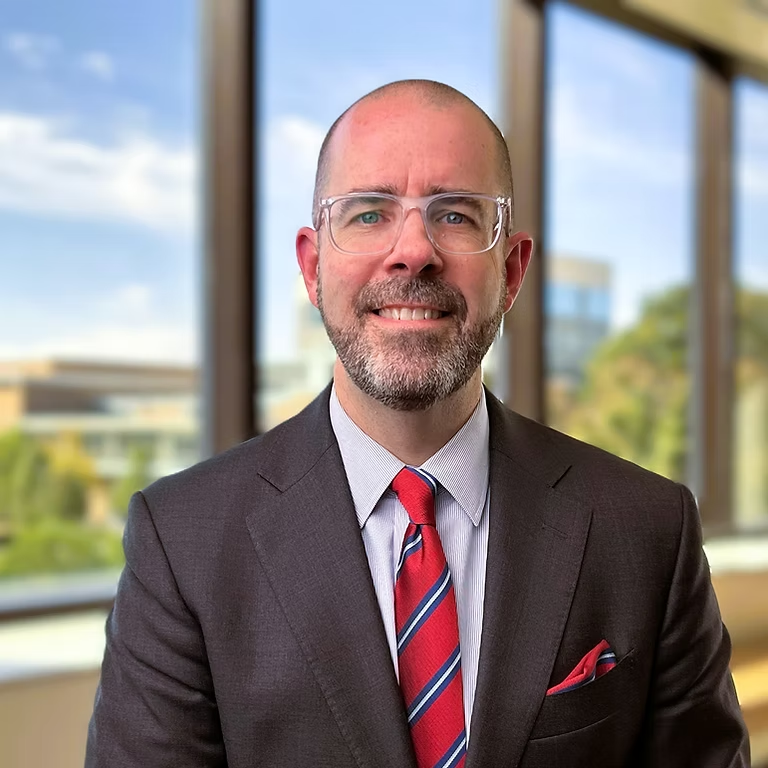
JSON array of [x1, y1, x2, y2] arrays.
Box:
[[733, 78, 768, 529], [544, 2, 695, 484], [257, 0, 504, 430], [0, 1, 200, 590]]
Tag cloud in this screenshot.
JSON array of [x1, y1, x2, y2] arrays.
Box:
[[552, 25, 657, 93], [737, 88, 768, 198], [740, 161, 768, 199], [80, 51, 115, 82], [3, 32, 59, 70], [100, 283, 154, 315], [0, 110, 196, 235], [0, 324, 197, 365], [549, 69, 768, 201], [3, 33, 117, 82], [259, 116, 326, 361], [0, 285, 196, 365], [742, 87, 768, 144], [550, 85, 690, 189], [264, 115, 325, 201]]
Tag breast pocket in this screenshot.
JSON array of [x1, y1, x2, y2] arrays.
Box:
[[529, 648, 640, 740]]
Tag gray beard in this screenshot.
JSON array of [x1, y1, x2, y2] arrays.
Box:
[[317, 276, 506, 411]]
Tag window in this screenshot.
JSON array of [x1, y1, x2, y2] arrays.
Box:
[[256, 0, 506, 428], [0, 1, 200, 587], [733, 77, 768, 529], [544, 2, 695, 484]]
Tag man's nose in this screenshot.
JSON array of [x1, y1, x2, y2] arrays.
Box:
[[382, 207, 444, 275]]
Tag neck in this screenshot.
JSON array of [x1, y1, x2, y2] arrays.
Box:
[[333, 362, 483, 466]]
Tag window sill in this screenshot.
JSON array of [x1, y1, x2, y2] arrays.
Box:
[[0, 569, 119, 622], [0, 610, 107, 684], [705, 535, 768, 574]]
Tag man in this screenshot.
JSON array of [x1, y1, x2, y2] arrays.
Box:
[[86, 80, 749, 767]]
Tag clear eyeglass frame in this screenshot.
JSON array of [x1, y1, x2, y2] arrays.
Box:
[[315, 191, 513, 256]]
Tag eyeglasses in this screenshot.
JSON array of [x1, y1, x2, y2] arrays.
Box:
[[316, 192, 511, 256]]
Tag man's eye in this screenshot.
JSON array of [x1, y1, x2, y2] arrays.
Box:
[[357, 211, 381, 224], [441, 211, 466, 225]]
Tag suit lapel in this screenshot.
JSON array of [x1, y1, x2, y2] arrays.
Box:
[[466, 398, 592, 768], [245, 391, 416, 768]]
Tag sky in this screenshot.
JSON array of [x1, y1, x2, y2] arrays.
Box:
[[0, 0, 766, 366]]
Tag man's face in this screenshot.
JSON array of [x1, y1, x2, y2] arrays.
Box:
[[297, 94, 530, 411]]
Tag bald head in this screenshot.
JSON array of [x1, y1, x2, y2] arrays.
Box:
[[311, 79, 513, 226]]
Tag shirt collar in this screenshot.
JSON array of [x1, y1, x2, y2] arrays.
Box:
[[329, 386, 490, 530]]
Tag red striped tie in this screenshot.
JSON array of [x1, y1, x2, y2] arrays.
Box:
[[393, 467, 466, 768]]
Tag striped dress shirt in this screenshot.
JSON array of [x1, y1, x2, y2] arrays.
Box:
[[329, 388, 490, 740]]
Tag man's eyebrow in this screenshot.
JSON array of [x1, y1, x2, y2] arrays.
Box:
[[341, 184, 481, 196], [343, 184, 400, 196], [424, 185, 474, 196]]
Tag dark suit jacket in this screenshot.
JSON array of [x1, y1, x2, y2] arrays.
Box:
[[86, 387, 749, 767]]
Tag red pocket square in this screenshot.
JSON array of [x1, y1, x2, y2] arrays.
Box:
[[546, 639, 617, 696]]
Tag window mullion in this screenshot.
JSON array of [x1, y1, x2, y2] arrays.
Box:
[[692, 50, 735, 531], [503, 0, 546, 421]]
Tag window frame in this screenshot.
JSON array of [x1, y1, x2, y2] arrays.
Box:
[[3, 0, 767, 622], [505, 0, 768, 535], [0, 0, 257, 622]]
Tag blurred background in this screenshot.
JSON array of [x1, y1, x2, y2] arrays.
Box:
[[0, 0, 766, 765]]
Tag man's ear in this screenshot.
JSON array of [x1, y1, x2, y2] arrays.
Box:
[[296, 226, 320, 308], [503, 231, 534, 312]]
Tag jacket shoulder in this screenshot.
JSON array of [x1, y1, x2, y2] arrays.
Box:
[[487, 391, 691, 511], [141, 385, 335, 510]]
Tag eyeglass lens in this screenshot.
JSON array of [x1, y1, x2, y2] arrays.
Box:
[[328, 195, 500, 255]]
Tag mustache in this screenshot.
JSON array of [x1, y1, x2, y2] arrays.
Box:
[[354, 277, 468, 321]]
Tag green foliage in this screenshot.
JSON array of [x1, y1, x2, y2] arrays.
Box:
[[0, 430, 113, 577], [560, 284, 768, 482], [110, 444, 153, 518], [737, 287, 768, 363], [0, 430, 92, 529], [0, 519, 124, 577]]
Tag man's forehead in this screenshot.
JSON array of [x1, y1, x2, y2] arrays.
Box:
[[325, 95, 498, 194], [335, 92, 485, 145]]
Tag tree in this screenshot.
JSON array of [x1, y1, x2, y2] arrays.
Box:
[[0, 519, 124, 577], [0, 430, 115, 577], [44, 431, 96, 522], [0, 431, 57, 529], [559, 284, 768, 484], [0, 430, 96, 528], [110, 444, 153, 518]]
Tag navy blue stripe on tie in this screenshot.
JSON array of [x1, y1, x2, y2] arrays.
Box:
[[434, 730, 467, 768], [396, 530, 423, 578], [404, 466, 438, 495], [396, 564, 451, 653], [407, 645, 462, 726]]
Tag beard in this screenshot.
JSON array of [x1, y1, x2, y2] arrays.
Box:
[[317, 275, 506, 411]]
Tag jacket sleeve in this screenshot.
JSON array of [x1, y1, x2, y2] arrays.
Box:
[[639, 484, 750, 766], [85, 491, 227, 767]]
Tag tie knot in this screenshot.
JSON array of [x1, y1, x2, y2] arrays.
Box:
[[392, 467, 437, 526]]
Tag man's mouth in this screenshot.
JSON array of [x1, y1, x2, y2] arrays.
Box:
[[373, 306, 449, 321]]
